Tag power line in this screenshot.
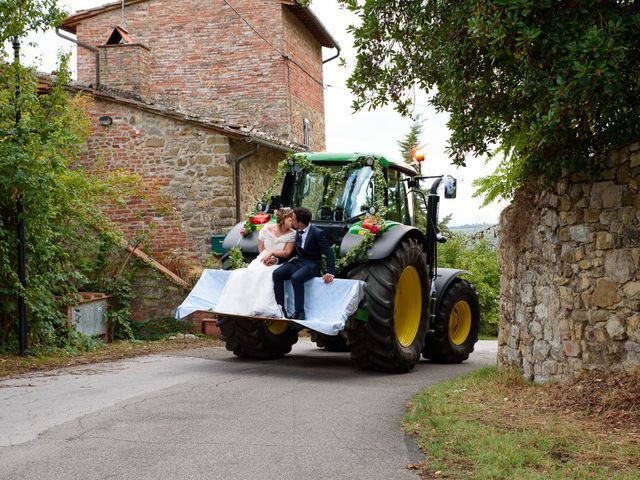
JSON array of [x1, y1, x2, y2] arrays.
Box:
[[223, 0, 324, 87]]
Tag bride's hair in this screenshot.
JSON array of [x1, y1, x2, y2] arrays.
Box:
[[275, 207, 294, 227]]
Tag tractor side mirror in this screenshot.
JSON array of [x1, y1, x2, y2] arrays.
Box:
[[444, 176, 457, 199]]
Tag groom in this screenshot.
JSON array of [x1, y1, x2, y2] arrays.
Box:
[[272, 207, 335, 320]]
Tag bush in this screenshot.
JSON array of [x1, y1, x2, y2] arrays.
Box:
[[437, 230, 500, 337]]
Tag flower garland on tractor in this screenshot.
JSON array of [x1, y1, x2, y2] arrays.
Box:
[[238, 153, 389, 273]]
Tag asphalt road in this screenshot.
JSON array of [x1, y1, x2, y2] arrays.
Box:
[[0, 340, 497, 480]]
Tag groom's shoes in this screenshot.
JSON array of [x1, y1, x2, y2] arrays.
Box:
[[287, 310, 306, 321], [278, 305, 288, 319]]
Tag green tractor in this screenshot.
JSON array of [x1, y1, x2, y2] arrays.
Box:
[[219, 152, 480, 373]]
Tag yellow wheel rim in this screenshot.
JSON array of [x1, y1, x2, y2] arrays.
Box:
[[266, 319, 289, 335], [449, 300, 472, 345], [394, 266, 422, 347]]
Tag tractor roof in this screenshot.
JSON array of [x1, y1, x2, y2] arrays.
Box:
[[294, 152, 417, 176]]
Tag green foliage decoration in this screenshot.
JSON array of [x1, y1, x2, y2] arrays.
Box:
[[228, 246, 248, 270], [337, 0, 640, 202], [241, 153, 389, 272], [335, 232, 376, 274]]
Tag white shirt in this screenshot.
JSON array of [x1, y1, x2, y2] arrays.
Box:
[[299, 227, 309, 249]]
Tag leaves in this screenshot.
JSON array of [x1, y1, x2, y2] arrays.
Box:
[[338, 0, 640, 202], [0, 0, 66, 45], [0, 9, 140, 352]]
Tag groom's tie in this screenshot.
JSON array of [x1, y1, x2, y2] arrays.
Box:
[[295, 229, 304, 256]]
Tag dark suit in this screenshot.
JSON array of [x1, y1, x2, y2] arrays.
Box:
[[273, 225, 336, 313]]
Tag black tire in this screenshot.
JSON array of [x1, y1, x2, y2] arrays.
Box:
[[309, 331, 350, 352], [423, 279, 480, 363], [217, 315, 298, 359], [346, 237, 429, 373]]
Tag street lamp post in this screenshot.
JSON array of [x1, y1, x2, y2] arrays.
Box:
[[13, 35, 28, 355]]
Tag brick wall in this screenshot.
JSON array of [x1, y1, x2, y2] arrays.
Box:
[[83, 97, 237, 261], [98, 43, 151, 96], [283, 8, 325, 150], [74, 0, 325, 144]]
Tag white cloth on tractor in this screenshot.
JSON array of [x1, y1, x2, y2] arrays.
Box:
[[175, 269, 366, 336]]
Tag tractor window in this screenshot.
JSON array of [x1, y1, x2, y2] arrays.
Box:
[[291, 166, 375, 221], [386, 169, 410, 223]]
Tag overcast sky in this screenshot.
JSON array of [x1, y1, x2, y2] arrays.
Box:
[[20, 0, 506, 226]]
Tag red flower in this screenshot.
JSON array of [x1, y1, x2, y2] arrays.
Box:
[[369, 225, 380, 235]]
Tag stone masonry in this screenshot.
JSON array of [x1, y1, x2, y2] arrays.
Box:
[[63, 0, 332, 150], [498, 143, 640, 382], [82, 94, 290, 262]]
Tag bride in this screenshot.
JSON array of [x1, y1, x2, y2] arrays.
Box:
[[216, 208, 296, 317]]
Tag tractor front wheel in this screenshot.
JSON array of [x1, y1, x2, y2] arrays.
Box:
[[422, 279, 480, 363], [346, 237, 428, 373], [217, 316, 298, 359]]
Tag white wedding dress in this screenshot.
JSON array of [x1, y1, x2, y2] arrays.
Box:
[[215, 226, 296, 317]]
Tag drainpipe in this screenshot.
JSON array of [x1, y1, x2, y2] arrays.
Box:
[[322, 46, 341, 64], [234, 144, 259, 222], [55, 27, 100, 88]]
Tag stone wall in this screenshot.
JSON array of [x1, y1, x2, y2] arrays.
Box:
[[498, 143, 640, 382], [130, 264, 189, 323], [82, 97, 289, 260], [73, 0, 325, 146], [84, 97, 235, 261], [231, 140, 284, 223]]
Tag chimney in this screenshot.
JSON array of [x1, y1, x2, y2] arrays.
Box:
[[98, 26, 150, 97]]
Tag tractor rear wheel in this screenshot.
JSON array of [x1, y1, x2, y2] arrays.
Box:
[[346, 237, 428, 373], [217, 316, 298, 359], [422, 279, 480, 363], [310, 331, 350, 352]]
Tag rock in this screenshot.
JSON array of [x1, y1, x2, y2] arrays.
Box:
[[569, 225, 590, 242], [206, 166, 230, 177], [604, 250, 636, 283], [624, 341, 640, 364], [628, 315, 640, 343], [145, 137, 165, 148], [623, 226, 640, 247], [606, 316, 627, 340], [533, 340, 551, 360], [591, 278, 619, 308], [595, 232, 615, 250], [623, 282, 640, 298], [563, 340, 581, 357]]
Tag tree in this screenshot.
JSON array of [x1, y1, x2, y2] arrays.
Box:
[[337, 0, 640, 202], [397, 116, 423, 166], [0, 0, 65, 46], [0, 2, 138, 353]]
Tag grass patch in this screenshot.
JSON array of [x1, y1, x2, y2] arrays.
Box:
[[0, 336, 222, 379], [403, 367, 640, 479]]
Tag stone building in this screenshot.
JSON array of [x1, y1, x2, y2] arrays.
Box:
[[59, 0, 338, 261], [55, 0, 337, 322], [498, 143, 640, 382]]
